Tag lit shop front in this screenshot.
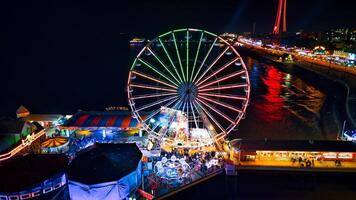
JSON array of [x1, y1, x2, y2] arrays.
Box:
[[253, 151, 355, 161], [230, 139, 356, 162]]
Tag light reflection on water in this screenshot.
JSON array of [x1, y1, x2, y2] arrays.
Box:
[[235, 56, 329, 140]]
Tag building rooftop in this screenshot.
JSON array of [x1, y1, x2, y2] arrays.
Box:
[[26, 114, 63, 122], [0, 118, 26, 135], [67, 143, 142, 185], [62, 110, 142, 129], [0, 154, 68, 193], [16, 105, 29, 115]]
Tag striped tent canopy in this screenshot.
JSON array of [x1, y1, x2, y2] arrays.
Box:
[[61, 111, 145, 130], [41, 137, 69, 148]]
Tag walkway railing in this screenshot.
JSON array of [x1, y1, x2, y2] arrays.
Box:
[[0, 129, 46, 162]]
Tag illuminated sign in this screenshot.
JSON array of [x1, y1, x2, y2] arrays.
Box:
[[137, 189, 154, 200], [338, 153, 353, 159], [322, 152, 337, 159]]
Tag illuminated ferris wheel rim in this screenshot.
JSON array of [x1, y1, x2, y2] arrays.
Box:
[[127, 28, 250, 145]]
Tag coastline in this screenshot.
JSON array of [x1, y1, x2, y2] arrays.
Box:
[[238, 47, 356, 134]]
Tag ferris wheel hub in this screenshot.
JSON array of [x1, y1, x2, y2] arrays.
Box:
[[178, 82, 198, 102]]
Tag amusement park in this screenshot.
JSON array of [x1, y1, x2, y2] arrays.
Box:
[[1, 0, 356, 199], [1, 27, 356, 200]]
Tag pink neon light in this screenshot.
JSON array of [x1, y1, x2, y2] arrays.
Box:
[[198, 95, 242, 113], [198, 70, 244, 89], [130, 83, 177, 92], [199, 83, 248, 92], [194, 47, 229, 84], [132, 92, 177, 100], [198, 92, 246, 100], [132, 71, 177, 89], [196, 57, 240, 87], [136, 95, 178, 111], [197, 98, 234, 124], [194, 100, 225, 133]]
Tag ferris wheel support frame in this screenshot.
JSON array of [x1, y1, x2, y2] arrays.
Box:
[[127, 28, 251, 150]]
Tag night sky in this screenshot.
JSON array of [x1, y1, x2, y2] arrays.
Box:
[[0, 0, 355, 116]]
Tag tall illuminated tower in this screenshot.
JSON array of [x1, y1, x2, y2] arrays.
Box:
[[272, 0, 287, 35]]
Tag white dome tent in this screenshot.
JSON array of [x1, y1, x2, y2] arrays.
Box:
[[67, 143, 142, 200]]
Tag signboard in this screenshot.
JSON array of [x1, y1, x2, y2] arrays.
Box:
[[137, 189, 154, 200]]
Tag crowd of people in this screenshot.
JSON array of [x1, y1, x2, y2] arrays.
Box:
[[143, 150, 224, 196]]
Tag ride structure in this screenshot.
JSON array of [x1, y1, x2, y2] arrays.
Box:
[[127, 28, 250, 151]]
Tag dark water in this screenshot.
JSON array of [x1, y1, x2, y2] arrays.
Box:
[[234, 55, 345, 140], [169, 171, 356, 200]]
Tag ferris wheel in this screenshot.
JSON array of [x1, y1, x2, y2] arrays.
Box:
[[127, 28, 250, 150]]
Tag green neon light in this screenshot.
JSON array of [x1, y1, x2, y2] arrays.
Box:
[[192, 37, 217, 83], [130, 58, 138, 70], [172, 32, 185, 82], [173, 28, 187, 32], [148, 47, 180, 85], [190, 32, 204, 82], [138, 58, 178, 87], [188, 28, 202, 32], [203, 30, 218, 37], [159, 31, 172, 38], [158, 38, 183, 83], [186, 30, 189, 83]]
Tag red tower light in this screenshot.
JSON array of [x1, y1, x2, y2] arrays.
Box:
[[272, 0, 287, 35]]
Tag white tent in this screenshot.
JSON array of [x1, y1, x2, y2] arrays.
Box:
[[67, 143, 142, 200]]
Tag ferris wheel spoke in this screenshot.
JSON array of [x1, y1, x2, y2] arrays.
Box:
[[138, 58, 179, 87], [186, 98, 189, 129], [190, 101, 199, 129], [196, 98, 235, 124], [199, 83, 248, 92], [132, 70, 178, 89], [182, 99, 188, 114], [172, 32, 186, 82], [186, 30, 189, 83], [198, 92, 247, 101], [198, 70, 245, 89], [194, 46, 229, 85], [151, 98, 182, 139], [143, 97, 179, 123], [136, 95, 178, 112], [131, 92, 177, 100], [158, 38, 184, 83], [189, 31, 204, 82], [196, 57, 241, 87], [172, 96, 184, 110], [146, 47, 181, 85], [194, 100, 226, 133], [172, 99, 184, 112], [130, 83, 177, 92], [192, 37, 218, 83], [198, 95, 242, 113]]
